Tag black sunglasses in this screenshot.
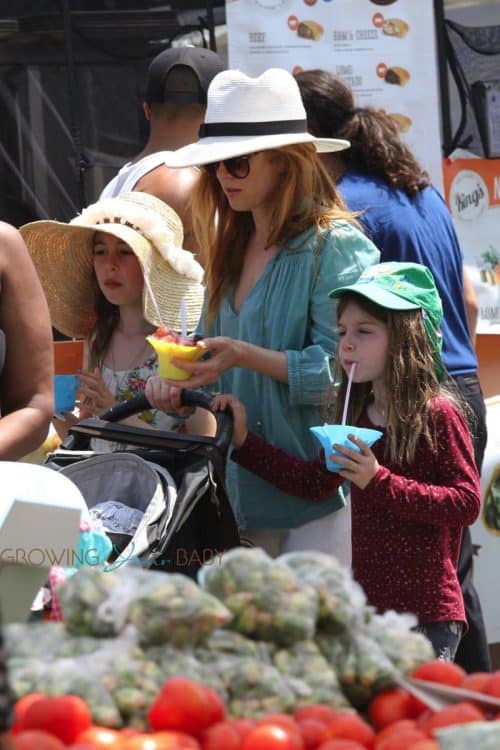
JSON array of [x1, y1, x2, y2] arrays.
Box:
[[201, 153, 258, 179]]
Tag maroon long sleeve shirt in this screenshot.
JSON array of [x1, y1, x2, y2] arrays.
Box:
[[231, 397, 481, 626]]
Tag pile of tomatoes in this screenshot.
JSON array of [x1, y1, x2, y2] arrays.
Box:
[[9, 662, 500, 750]]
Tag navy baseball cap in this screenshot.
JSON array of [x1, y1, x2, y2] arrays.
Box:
[[145, 46, 225, 105]]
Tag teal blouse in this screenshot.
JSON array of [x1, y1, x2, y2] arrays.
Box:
[[199, 220, 380, 529]]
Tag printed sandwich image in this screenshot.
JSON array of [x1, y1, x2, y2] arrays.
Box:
[[384, 66, 410, 86], [382, 18, 409, 38], [297, 19, 324, 40], [388, 113, 412, 132]]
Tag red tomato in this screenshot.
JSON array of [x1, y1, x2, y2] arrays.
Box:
[[229, 719, 255, 740], [201, 721, 242, 750], [318, 742, 367, 750], [374, 720, 418, 750], [418, 701, 484, 735], [368, 689, 419, 730], [482, 671, 500, 698], [149, 732, 200, 749], [75, 725, 124, 748], [147, 678, 214, 735], [122, 732, 200, 750], [22, 695, 92, 744], [375, 729, 428, 750], [122, 738, 158, 750], [255, 715, 301, 738], [410, 742, 439, 750], [241, 723, 305, 750], [460, 672, 492, 693], [321, 712, 375, 749], [13, 729, 66, 750], [200, 686, 225, 725], [294, 706, 340, 726], [296, 718, 328, 749], [411, 660, 465, 687], [11, 693, 46, 734]]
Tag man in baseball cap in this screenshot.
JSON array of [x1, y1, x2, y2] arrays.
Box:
[[144, 46, 225, 105], [99, 46, 225, 257]]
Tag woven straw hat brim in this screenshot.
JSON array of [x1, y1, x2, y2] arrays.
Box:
[[164, 132, 350, 169], [20, 220, 204, 338]]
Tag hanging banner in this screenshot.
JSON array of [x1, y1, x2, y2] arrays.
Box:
[[443, 156, 500, 334], [225, 0, 443, 191]]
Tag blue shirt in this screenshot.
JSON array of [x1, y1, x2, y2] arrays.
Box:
[[199, 221, 380, 529], [338, 171, 478, 376]]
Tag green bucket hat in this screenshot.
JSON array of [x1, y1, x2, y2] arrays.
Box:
[[329, 262, 445, 380]]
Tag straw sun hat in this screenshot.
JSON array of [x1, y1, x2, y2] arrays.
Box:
[[20, 192, 205, 339], [163, 67, 351, 168]]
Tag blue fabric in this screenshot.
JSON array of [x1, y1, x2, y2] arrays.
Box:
[[198, 221, 380, 529], [75, 528, 113, 569], [338, 171, 478, 377]]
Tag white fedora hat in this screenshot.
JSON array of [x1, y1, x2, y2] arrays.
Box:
[[164, 67, 350, 168]]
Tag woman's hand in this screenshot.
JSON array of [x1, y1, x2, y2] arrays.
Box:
[[145, 376, 193, 416], [77, 367, 115, 416], [52, 411, 79, 440], [166, 337, 243, 389], [330, 435, 380, 489], [211, 394, 248, 448]]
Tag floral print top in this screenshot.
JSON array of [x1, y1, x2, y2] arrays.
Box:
[[91, 354, 181, 452]]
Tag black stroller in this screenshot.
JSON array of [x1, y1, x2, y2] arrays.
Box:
[[46, 389, 241, 579]]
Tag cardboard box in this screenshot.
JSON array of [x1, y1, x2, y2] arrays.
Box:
[[0, 462, 85, 622]]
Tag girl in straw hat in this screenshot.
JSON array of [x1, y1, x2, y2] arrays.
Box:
[[21, 192, 211, 450], [146, 68, 380, 558]]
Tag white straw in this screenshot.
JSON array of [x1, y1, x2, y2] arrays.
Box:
[[143, 275, 165, 327], [180, 298, 187, 339], [341, 362, 356, 426]]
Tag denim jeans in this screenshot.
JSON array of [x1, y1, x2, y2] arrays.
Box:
[[414, 621, 463, 662]]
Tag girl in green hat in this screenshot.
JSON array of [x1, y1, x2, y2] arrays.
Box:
[[212, 261, 481, 661]]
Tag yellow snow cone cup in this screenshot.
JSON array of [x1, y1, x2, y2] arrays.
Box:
[[147, 335, 204, 380]]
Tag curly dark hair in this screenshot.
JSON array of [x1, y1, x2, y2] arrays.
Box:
[[295, 69, 430, 197]]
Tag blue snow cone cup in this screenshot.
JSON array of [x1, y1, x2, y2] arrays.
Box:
[[310, 424, 383, 472], [54, 374, 79, 413]]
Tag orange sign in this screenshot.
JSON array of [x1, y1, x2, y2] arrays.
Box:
[[443, 157, 500, 216], [442, 157, 500, 333], [53, 340, 84, 375]]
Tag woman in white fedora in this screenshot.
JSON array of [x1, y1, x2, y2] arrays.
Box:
[[21, 191, 212, 450], [146, 68, 380, 558]]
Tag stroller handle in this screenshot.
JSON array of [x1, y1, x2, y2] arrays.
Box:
[[63, 389, 234, 456]]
